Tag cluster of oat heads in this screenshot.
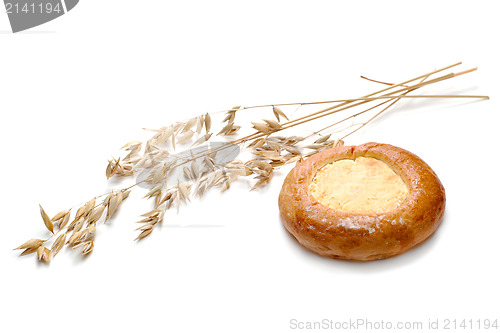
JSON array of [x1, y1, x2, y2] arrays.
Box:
[[17, 62, 488, 262], [218, 106, 241, 136], [15, 189, 130, 263], [99, 102, 353, 241]]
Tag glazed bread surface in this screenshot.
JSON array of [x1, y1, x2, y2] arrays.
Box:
[[278, 142, 446, 261]]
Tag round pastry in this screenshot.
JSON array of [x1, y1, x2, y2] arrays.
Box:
[[278, 142, 445, 261]]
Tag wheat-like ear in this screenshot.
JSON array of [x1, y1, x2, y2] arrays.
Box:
[[273, 106, 289, 122], [51, 209, 70, 222], [39, 205, 54, 234], [37, 246, 51, 263], [81, 242, 94, 256], [15, 239, 45, 251], [51, 234, 66, 257]]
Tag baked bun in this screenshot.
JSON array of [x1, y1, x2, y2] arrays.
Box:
[[278, 142, 445, 261]]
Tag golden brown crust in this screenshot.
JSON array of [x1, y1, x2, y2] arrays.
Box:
[[278, 142, 446, 261]]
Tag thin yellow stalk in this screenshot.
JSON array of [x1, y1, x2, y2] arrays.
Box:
[[166, 67, 484, 172], [339, 74, 433, 139], [215, 62, 463, 113]]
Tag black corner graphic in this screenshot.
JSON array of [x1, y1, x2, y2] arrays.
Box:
[[4, 0, 80, 33], [64, 0, 77, 11]]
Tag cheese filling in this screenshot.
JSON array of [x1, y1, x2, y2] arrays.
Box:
[[309, 157, 409, 214]]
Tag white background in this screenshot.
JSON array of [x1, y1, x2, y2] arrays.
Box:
[[1, 1, 499, 332]]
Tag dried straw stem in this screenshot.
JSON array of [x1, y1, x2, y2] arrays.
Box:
[[164, 67, 484, 173]]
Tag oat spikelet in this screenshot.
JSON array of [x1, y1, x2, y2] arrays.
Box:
[[105, 160, 114, 178], [67, 216, 83, 232], [223, 109, 237, 123], [314, 134, 331, 144], [52, 210, 70, 222], [58, 212, 71, 229], [136, 216, 156, 224], [72, 217, 85, 233], [217, 122, 235, 136], [171, 133, 176, 150], [273, 106, 289, 121], [196, 115, 204, 134], [251, 176, 272, 191], [20, 248, 39, 256], [251, 122, 272, 134], [182, 118, 197, 133], [106, 192, 123, 221], [304, 143, 324, 150], [87, 206, 105, 224], [74, 205, 86, 221], [183, 166, 193, 181], [67, 231, 85, 248], [141, 209, 163, 218], [136, 224, 154, 231], [204, 113, 211, 133], [144, 184, 163, 199], [157, 191, 173, 207], [135, 225, 153, 240], [333, 139, 345, 147], [15, 239, 45, 251], [81, 241, 94, 256], [249, 138, 266, 149], [156, 127, 173, 144], [84, 198, 96, 216], [177, 130, 194, 144], [191, 133, 212, 147], [284, 145, 301, 155], [263, 119, 282, 130], [104, 193, 115, 207], [85, 226, 97, 241], [154, 189, 163, 208], [122, 189, 131, 200], [177, 182, 191, 202], [121, 140, 142, 149], [37, 246, 51, 263], [191, 160, 200, 179], [51, 234, 66, 257], [39, 205, 54, 234], [151, 163, 167, 184]]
